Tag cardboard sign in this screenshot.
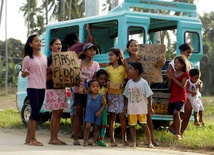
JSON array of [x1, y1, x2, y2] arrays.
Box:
[[52, 51, 82, 88], [138, 44, 166, 82]]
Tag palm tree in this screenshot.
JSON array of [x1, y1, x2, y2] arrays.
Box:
[[19, 0, 44, 36]]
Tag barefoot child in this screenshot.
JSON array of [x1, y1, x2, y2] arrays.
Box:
[[123, 62, 154, 148], [83, 80, 105, 146], [187, 68, 205, 127], [96, 69, 109, 147], [166, 55, 189, 140], [106, 48, 129, 146]]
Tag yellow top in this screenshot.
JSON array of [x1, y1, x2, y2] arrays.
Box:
[[106, 65, 127, 94]]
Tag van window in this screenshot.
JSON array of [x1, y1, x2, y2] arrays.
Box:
[[185, 32, 200, 53], [89, 20, 118, 54], [128, 26, 145, 44]]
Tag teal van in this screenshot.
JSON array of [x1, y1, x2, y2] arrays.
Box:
[[16, 0, 203, 125]]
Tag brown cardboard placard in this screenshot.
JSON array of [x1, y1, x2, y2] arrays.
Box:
[[52, 51, 82, 88], [138, 44, 166, 82]]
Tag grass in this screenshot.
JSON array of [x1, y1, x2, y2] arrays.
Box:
[[0, 96, 214, 151]]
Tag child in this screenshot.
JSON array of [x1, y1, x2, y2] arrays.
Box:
[[83, 80, 105, 146], [166, 55, 189, 140], [21, 34, 47, 146], [106, 48, 129, 146], [124, 39, 159, 146], [73, 43, 100, 145], [123, 62, 154, 148], [96, 69, 109, 147], [124, 39, 140, 73], [46, 38, 68, 145], [187, 68, 205, 127]]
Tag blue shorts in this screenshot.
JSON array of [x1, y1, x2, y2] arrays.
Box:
[[168, 102, 184, 115]]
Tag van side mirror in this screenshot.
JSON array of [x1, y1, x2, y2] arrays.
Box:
[[15, 64, 22, 71]]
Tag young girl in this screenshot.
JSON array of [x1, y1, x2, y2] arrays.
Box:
[[83, 80, 105, 146], [96, 69, 109, 147], [46, 38, 68, 145], [73, 43, 100, 145], [124, 39, 159, 146], [123, 62, 154, 148], [187, 68, 205, 127], [106, 48, 129, 146], [124, 39, 140, 73], [166, 55, 189, 140], [22, 34, 47, 146]]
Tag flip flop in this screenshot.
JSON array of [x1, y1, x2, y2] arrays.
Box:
[[48, 140, 64, 145], [73, 140, 81, 145], [110, 142, 118, 147], [57, 138, 67, 145], [28, 139, 43, 146]]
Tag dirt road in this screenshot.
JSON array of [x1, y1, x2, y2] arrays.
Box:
[[0, 128, 208, 155]]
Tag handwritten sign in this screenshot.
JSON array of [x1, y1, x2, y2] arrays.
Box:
[[138, 44, 166, 82], [52, 51, 82, 88]]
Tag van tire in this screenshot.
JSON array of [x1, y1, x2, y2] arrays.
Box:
[[21, 100, 51, 126], [21, 100, 31, 126]]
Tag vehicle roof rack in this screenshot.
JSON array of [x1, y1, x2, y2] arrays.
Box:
[[109, 0, 197, 17]]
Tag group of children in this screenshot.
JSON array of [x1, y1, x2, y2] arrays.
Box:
[[22, 33, 205, 147]]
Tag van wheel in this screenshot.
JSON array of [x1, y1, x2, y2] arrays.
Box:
[[21, 100, 31, 126]]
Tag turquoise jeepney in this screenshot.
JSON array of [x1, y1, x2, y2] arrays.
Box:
[[16, 0, 203, 125]]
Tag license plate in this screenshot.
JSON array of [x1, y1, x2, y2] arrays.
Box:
[[152, 103, 168, 114]]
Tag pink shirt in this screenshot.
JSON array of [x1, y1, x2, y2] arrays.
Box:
[[22, 54, 47, 89], [73, 60, 100, 93]]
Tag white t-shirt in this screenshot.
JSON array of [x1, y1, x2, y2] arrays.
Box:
[[123, 78, 153, 114], [22, 54, 47, 89]]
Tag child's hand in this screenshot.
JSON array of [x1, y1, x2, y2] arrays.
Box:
[[122, 107, 127, 115], [22, 69, 30, 77], [148, 107, 154, 115], [166, 69, 173, 79], [96, 111, 101, 117]]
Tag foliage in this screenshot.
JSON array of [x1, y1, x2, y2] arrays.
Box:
[[0, 39, 23, 88]]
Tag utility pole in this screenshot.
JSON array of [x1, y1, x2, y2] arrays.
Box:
[[5, 0, 8, 95], [85, 0, 99, 17]]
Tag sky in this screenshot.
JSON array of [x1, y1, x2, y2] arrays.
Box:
[[0, 0, 213, 44]]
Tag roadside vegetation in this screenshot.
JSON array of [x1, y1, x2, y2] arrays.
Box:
[[0, 95, 214, 152]]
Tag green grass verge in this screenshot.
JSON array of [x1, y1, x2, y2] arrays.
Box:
[[0, 96, 214, 150]]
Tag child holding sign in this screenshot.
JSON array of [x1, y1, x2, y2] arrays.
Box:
[[46, 38, 68, 145]]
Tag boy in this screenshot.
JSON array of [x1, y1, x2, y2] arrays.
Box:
[[123, 62, 154, 148]]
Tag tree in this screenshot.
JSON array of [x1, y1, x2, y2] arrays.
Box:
[[199, 12, 214, 95], [19, 0, 44, 36]]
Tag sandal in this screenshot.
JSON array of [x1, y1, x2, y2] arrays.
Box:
[[73, 140, 81, 145], [48, 140, 65, 145], [110, 142, 118, 147], [57, 138, 67, 145], [123, 141, 129, 146], [194, 122, 201, 127], [28, 138, 43, 146]]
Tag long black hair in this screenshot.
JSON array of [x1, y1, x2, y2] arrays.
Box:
[[22, 34, 38, 59]]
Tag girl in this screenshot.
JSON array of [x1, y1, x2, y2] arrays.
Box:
[[22, 34, 47, 146], [73, 43, 100, 145], [167, 43, 193, 136], [123, 62, 154, 148], [124, 39, 140, 73], [124, 39, 159, 146], [46, 38, 68, 145], [83, 80, 105, 146], [96, 69, 109, 147], [166, 55, 189, 140], [106, 48, 129, 146], [187, 68, 205, 127]]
